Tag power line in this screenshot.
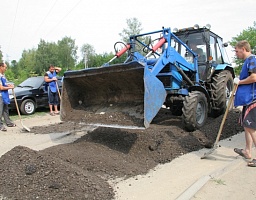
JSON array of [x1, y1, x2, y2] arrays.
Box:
[[32, 0, 58, 41], [7, 0, 20, 57], [45, 0, 83, 37]]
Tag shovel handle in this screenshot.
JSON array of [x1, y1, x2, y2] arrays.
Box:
[[56, 81, 61, 101], [12, 88, 22, 120], [12, 88, 31, 132], [214, 84, 238, 144]]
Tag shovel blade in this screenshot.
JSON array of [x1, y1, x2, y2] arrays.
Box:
[[201, 144, 218, 159]]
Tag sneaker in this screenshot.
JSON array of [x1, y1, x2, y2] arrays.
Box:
[[0, 126, 7, 131], [7, 123, 16, 127]]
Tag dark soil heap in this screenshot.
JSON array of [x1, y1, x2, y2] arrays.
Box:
[[0, 108, 243, 200], [0, 146, 113, 200]]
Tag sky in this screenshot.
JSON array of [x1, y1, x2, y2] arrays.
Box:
[[1, 0, 255, 63]]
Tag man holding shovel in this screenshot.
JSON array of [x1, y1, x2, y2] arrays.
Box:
[[44, 64, 62, 116], [233, 40, 256, 167]]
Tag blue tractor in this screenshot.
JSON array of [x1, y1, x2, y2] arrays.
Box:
[[61, 25, 234, 131]]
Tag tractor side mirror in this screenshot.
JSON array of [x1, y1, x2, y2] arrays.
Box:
[[223, 43, 228, 47]]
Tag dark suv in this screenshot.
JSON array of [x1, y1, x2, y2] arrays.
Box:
[[8, 76, 62, 115]]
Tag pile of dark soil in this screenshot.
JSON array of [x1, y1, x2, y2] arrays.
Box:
[[0, 108, 243, 200]]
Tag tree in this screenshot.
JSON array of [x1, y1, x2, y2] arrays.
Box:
[[17, 49, 37, 81], [35, 39, 59, 75], [0, 46, 3, 61], [76, 51, 125, 70], [119, 18, 143, 43], [229, 21, 256, 74], [79, 43, 127, 69], [80, 43, 96, 68], [57, 37, 78, 72], [118, 17, 151, 57], [4, 61, 16, 84]]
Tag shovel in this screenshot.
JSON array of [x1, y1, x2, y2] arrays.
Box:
[[201, 83, 238, 159], [56, 81, 61, 101], [12, 88, 30, 132]]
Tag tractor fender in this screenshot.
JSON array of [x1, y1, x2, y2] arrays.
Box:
[[215, 65, 235, 78], [215, 64, 227, 71], [188, 85, 211, 112]]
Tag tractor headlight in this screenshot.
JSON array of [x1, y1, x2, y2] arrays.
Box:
[[205, 24, 211, 29], [194, 24, 199, 29], [173, 28, 178, 33]]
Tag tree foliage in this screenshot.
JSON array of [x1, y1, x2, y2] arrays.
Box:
[[119, 18, 143, 43], [57, 37, 78, 71], [18, 49, 37, 80], [0, 37, 79, 85], [35, 39, 59, 75], [0, 46, 3, 62], [229, 21, 256, 74], [118, 18, 151, 56], [80, 43, 96, 68]]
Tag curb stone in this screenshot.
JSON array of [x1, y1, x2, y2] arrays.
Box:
[[176, 158, 242, 200]]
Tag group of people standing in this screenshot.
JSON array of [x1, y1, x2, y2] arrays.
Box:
[[0, 63, 62, 131]]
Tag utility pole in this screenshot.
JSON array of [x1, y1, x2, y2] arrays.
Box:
[[5, 54, 10, 63], [84, 51, 88, 69]]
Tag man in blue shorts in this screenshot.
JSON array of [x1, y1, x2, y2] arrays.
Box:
[[44, 64, 62, 116], [233, 40, 256, 167]]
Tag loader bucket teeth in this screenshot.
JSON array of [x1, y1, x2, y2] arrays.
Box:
[[60, 61, 166, 129]]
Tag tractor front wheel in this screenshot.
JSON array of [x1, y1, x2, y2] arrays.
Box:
[[182, 91, 208, 131], [211, 70, 234, 117]]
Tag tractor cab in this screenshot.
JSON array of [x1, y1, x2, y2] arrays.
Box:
[[172, 25, 231, 81]]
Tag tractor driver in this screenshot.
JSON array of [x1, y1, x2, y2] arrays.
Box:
[[190, 42, 207, 78], [190, 42, 205, 61]]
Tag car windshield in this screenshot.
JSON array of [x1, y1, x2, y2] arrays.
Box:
[[18, 77, 44, 88]]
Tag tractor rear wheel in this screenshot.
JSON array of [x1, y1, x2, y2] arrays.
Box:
[[182, 91, 208, 131], [211, 70, 234, 117]]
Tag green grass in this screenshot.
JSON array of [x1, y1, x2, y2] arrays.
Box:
[[212, 178, 226, 185], [9, 108, 49, 121]]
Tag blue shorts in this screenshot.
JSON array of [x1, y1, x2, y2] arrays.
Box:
[[48, 89, 59, 105]]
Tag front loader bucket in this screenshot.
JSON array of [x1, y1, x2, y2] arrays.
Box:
[[60, 61, 166, 129]]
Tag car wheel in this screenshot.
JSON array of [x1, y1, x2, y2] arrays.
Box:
[[20, 99, 36, 115]]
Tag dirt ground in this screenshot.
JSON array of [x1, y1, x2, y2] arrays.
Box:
[[0, 108, 243, 200]]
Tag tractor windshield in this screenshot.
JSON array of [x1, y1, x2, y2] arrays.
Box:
[[172, 32, 207, 64]]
